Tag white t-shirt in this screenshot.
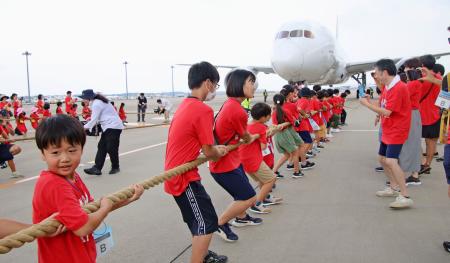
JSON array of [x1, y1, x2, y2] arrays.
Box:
[[84, 99, 124, 131], [160, 99, 173, 111]]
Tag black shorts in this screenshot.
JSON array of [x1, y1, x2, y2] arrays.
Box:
[[174, 181, 218, 236], [0, 144, 13, 161], [210, 165, 256, 201], [297, 131, 313, 144], [422, 119, 440, 139]]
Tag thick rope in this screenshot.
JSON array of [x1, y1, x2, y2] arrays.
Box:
[[0, 122, 290, 254]]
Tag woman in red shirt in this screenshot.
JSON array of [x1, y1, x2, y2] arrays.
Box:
[[209, 69, 261, 242]]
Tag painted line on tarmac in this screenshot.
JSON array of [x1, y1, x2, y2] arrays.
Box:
[[0, 141, 167, 188]]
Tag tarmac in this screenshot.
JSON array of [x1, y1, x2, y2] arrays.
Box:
[[1, 93, 450, 263]]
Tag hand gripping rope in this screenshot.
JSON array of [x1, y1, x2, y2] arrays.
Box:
[[0, 122, 290, 254]]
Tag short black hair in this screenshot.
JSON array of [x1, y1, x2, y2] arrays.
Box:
[[156, 99, 162, 103], [225, 69, 256, 98], [250, 102, 271, 120], [11, 93, 17, 100], [333, 89, 340, 94], [340, 93, 347, 98], [404, 58, 420, 69], [345, 89, 351, 95], [43, 102, 50, 110], [110, 101, 114, 105], [317, 90, 325, 100], [188, 61, 220, 90], [37, 94, 43, 100], [66, 91, 72, 95], [72, 103, 78, 109], [433, 63, 445, 75], [81, 101, 86, 107], [419, 54, 436, 70], [140, 93, 144, 96], [280, 84, 295, 97], [120, 102, 125, 107], [56, 101, 62, 106], [312, 85, 322, 92], [374, 59, 397, 76], [35, 114, 86, 152]]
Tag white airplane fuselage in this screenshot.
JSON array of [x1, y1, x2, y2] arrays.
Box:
[[271, 20, 349, 85]]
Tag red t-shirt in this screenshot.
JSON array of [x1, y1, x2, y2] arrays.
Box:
[[36, 100, 44, 113], [43, 109, 52, 118], [419, 75, 442, 125], [209, 98, 247, 173], [30, 113, 40, 129], [296, 98, 312, 132], [65, 96, 72, 113], [164, 98, 214, 196], [322, 100, 331, 121], [12, 100, 21, 117], [0, 101, 7, 110], [33, 171, 96, 263], [271, 107, 290, 128], [16, 116, 28, 133], [239, 122, 267, 173], [118, 108, 126, 121], [56, 106, 63, 115], [407, 80, 422, 110], [380, 81, 412, 144], [82, 106, 91, 120], [282, 102, 299, 125], [310, 98, 324, 126]]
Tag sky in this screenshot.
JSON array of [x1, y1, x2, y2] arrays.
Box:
[[1, 0, 449, 96]]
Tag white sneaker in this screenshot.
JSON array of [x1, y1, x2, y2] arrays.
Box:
[[375, 187, 399, 197], [10, 171, 24, 178], [326, 133, 334, 138], [389, 195, 413, 208], [263, 194, 283, 206]]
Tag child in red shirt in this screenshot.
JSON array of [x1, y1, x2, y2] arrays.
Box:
[[56, 101, 63, 115], [118, 103, 127, 123], [239, 102, 282, 214], [42, 103, 52, 119], [14, 108, 28, 135], [35, 94, 44, 114], [11, 93, 21, 117], [0, 111, 23, 178], [81, 101, 92, 121], [30, 107, 40, 130], [70, 104, 79, 120], [32, 114, 143, 263]]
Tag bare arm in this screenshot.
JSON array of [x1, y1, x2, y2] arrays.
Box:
[[202, 144, 227, 161], [0, 219, 30, 239], [360, 98, 392, 117], [73, 198, 112, 237]]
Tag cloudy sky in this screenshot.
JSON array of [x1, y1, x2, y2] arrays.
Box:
[[1, 0, 449, 96]]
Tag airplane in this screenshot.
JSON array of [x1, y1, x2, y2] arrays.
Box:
[[179, 20, 449, 89]]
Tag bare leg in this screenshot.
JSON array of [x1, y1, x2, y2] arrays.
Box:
[[425, 138, 437, 166], [191, 234, 212, 263], [218, 197, 256, 226], [273, 153, 290, 173]]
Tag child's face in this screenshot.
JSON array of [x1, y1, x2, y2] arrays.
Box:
[[41, 140, 83, 179]]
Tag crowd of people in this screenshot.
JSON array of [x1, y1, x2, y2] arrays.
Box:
[[1, 56, 450, 262]]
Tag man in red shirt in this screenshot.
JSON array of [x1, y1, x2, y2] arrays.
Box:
[[164, 62, 228, 263], [33, 114, 143, 263], [65, 91, 76, 114], [360, 59, 413, 209], [418, 55, 442, 174]]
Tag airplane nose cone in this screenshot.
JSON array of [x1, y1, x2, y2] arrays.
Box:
[[271, 42, 304, 82]]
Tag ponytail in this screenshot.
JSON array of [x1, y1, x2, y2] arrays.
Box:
[[93, 93, 109, 103], [273, 94, 285, 124]]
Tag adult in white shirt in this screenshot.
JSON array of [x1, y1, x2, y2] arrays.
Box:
[[156, 98, 172, 122], [80, 89, 124, 175]]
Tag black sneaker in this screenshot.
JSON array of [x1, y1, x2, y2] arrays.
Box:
[[301, 162, 315, 170], [292, 172, 304, 179], [275, 171, 284, 179], [204, 250, 228, 263], [436, 157, 444, 162], [444, 241, 450, 253], [0, 161, 7, 169], [84, 167, 102, 175], [375, 166, 384, 172], [231, 214, 262, 227], [286, 164, 294, 170], [405, 176, 421, 186], [109, 168, 120, 175], [385, 181, 390, 186], [418, 165, 431, 175], [216, 223, 238, 242], [317, 144, 325, 149]]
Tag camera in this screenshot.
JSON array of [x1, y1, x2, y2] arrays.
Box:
[[406, 69, 422, 81]]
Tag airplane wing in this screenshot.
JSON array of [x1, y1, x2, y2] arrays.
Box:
[[345, 52, 450, 75], [176, 64, 275, 74]]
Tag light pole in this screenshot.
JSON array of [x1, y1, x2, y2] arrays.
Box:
[[171, 65, 175, 97], [22, 51, 32, 103], [123, 61, 129, 99]]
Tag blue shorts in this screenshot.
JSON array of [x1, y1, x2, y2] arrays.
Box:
[[174, 181, 218, 236], [210, 165, 256, 201], [0, 144, 13, 161], [297, 131, 313, 144], [378, 143, 403, 159]]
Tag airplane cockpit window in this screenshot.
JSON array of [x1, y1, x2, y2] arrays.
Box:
[[276, 31, 289, 39], [304, 30, 314, 38], [289, 30, 303, 38]]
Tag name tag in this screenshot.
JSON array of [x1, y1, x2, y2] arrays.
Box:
[[262, 147, 271, 156], [435, 90, 450, 109], [94, 223, 114, 257]]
